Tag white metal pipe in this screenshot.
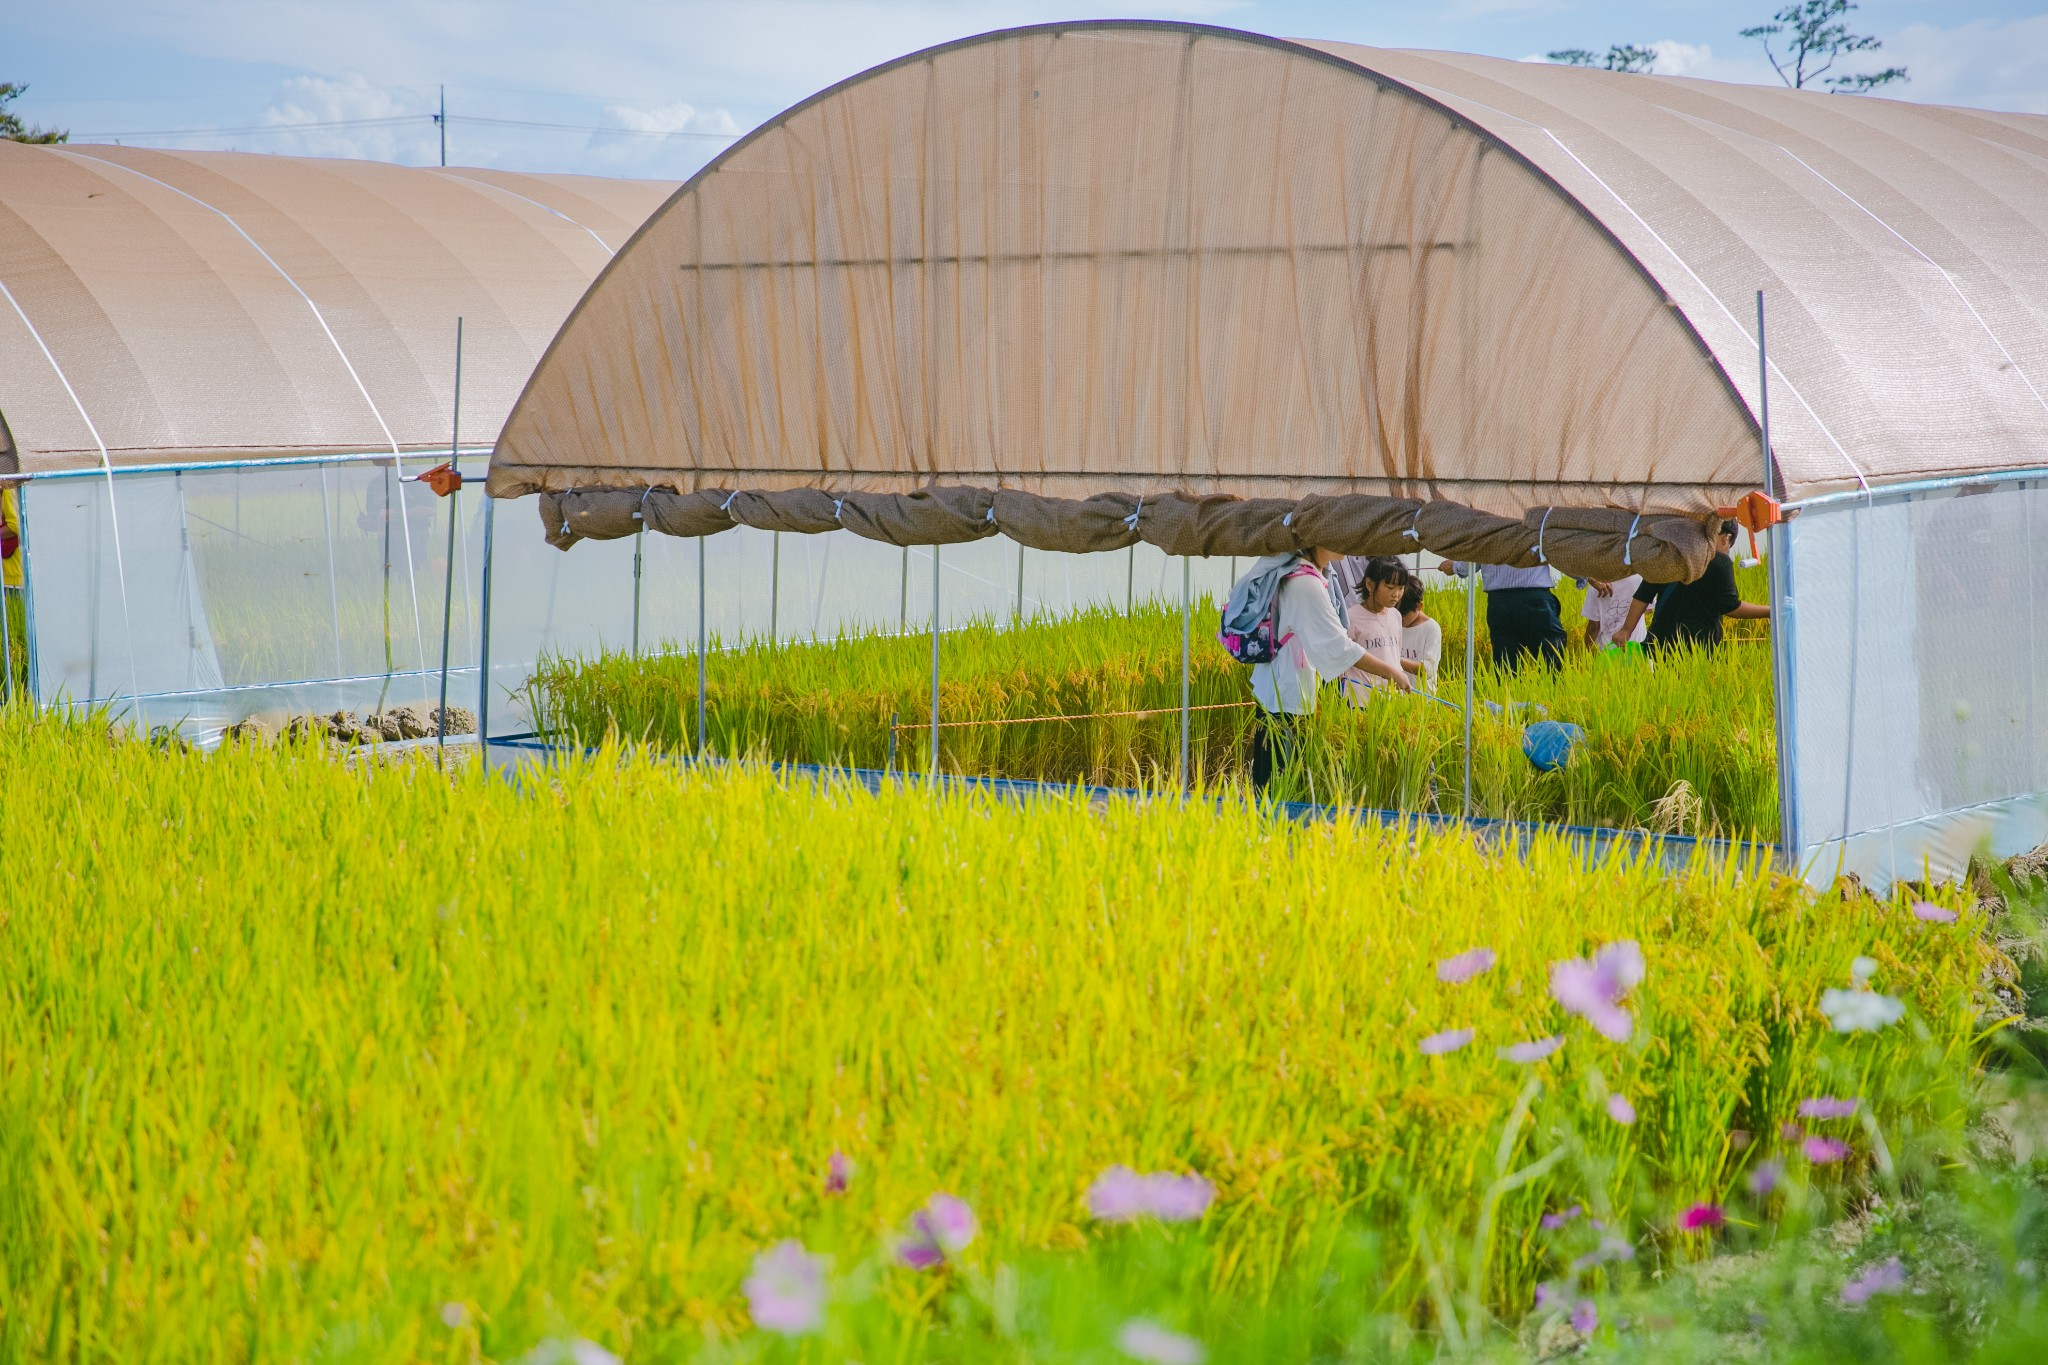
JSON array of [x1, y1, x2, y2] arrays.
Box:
[[1462, 568, 1477, 819], [696, 534, 708, 757], [929, 544, 942, 781], [437, 318, 463, 755], [477, 495, 496, 744], [1180, 556, 1191, 793]]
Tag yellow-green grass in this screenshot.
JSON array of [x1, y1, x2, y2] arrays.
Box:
[[0, 709, 1980, 1361], [532, 575, 1779, 835]]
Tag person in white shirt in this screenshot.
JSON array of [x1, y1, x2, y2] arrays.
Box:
[[1340, 557, 1418, 705], [1247, 547, 1372, 790], [1398, 580, 1442, 688], [1580, 574, 1649, 649]]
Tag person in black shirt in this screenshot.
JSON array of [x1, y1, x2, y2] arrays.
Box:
[[1618, 519, 1770, 651]]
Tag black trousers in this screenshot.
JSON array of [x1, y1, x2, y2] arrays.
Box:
[[1486, 587, 1567, 671], [1250, 711, 1300, 792]]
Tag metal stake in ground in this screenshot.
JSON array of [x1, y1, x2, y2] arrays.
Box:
[[929, 543, 942, 783], [631, 527, 644, 656], [1462, 567, 1478, 819], [769, 531, 780, 642], [477, 495, 495, 745], [436, 317, 463, 759], [696, 533, 708, 759], [1180, 556, 1191, 794]]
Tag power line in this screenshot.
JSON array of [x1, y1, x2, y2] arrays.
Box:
[[73, 111, 742, 142]]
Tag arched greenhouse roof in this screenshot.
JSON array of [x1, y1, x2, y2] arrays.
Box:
[[0, 143, 676, 474], [489, 21, 2048, 572]]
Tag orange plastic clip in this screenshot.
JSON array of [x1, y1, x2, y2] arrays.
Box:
[[421, 463, 464, 497], [1716, 491, 1781, 564]]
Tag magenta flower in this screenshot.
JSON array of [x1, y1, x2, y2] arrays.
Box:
[[1798, 1097, 1859, 1120], [1606, 1094, 1637, 1126], [1747, 1159, 1784, 1198], [1116, 1319, 1207, 1364], [896, 1229, 943, 1271], [743, 1240, 827, 1335], [1840, 1257, 1906, 1306], [1679, 1204, 1725, 1232], [1540, 1204, 1583, 1230], [1570, 1299, 1599, 1335], [1419, 1027, 1474, 1056], [1499, 1035, 1566, 1064], [1534, 1282, 1562, 1310], [1551, 941, 1645, 1041], [1437, 947, 1497, 984], [1911, 901, 1957, 923], [824, 1151, 853, 1196], [1804, 1136, 1850, 1164]]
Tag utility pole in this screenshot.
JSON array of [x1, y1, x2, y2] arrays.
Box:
[[437, 85, 446, 166]]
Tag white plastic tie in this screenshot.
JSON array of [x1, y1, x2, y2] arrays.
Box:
[[833, 498, 845, 522], [1535, 506, 1553, 565], [1622, 512, 1643, 567], [1123, 496, 1144, 531], [634, 487, 654, 521], [984, 505, 996, 524], [718, 490, 739, 513], [1281, 510, 1294, 527], [1403, 506, 1423, 541]]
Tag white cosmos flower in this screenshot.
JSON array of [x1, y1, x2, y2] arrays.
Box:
[[1820, 988, 1905, 1032]]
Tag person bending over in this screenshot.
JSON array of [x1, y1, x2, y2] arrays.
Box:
[[1398, 580, 1441, 688], [1581, 572, 1648, 650], [1620, 519, 1770, 652], [1247, 546, 1371, 791], [1341, 557, 1418, 705], [1435, 560, 1567, 671]]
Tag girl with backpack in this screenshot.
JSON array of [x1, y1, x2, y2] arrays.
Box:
[[1218, 547, 1372, 791]]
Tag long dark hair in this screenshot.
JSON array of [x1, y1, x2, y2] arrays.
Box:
[[1356, 556, 1412, 605]]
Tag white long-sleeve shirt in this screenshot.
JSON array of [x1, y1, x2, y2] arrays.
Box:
[[1249, 567, 1367, 715]]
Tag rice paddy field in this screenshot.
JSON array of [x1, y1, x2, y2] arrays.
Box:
[[531, 571, 1778, 837], [6, 705, 2046, 1364]]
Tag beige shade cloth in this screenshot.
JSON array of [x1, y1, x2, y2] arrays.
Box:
[[0, 143, 675, 473], [491, 21, 2048, 531]]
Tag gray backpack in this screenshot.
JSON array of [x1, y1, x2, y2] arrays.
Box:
[[1217, 555, 1322, 665]]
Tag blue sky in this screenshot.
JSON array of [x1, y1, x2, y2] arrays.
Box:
[[6, 1, 2045, 181]]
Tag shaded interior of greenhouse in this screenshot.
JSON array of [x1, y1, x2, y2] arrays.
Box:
[[3, 24, 2046, 895]]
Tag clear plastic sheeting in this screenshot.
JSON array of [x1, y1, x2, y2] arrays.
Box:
[[1782, 478, 2048, 888], [18, 459, 1242, 742]]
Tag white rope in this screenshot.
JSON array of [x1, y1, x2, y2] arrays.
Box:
[[1534, 506, 1553, 565], [0, 274, 143, 710], [1622, 512, 1643, 567], [1123, 496, 1145, 531]]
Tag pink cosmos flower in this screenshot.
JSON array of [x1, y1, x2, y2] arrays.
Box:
[[1419, 1028, 1474, 1056], [1798, 1097, 1859, 1121], [1500, 1035, 1566, 1064], [1747, 1159, 1784, 1198], [1551, 941, 1645, 1042], [1087, 1166, 1150, 1221], [825, 1151, 853, 1196], [1437, 948, 1497, 984], [1606, 1094, 1637, 1126], [1911, 901, 1957, 923], [1840, 1257, 1906, 1306], [1086, 1168, 1215, 1223], [1571, 1300, 1599, 1335], [1679, 1204, 1725, 1232], [1116, 1319, 1207, 1364], [1803, 1136, 1850, 1164], [897, 1193, 976, 1269], [1540, 1204, 1583, 1230], [743, 1240, 828, 1335]]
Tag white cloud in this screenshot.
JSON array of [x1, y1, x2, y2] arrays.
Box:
[[1881, 17, 2048, 115], [1647, 40, 1712, 78], [255, 73, 439, 164]]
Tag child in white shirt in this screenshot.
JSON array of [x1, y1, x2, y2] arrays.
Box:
[[1581, 574, 1649, 649], [1398, 580, 1441, 689]]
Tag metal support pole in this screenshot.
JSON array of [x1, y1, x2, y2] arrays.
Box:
[[1127, 545, 1136, 613], [929, 545, 942, 782], [1180, 556, 1192, 794], [1015, 541, 1025, 622], [437, 318, 463, 756], [318, 462, 344, 678], [1462, 568, 1478, 819], [900, 544, 909, 632], [631, 529, 644, 655], [770, 531, 780, 642], [438, 85, 447, 167], [696, 533, 708, 758], [477, 495, 496, 744]]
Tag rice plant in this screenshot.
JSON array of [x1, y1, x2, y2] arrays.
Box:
[[0, 708, 1981, 1362]]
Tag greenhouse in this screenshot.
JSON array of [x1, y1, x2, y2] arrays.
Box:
[[486, 20, 2048, 889], [0, 140, 674, 732]]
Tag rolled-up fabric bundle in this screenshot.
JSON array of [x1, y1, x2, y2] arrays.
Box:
[[1414, 502, 1541, 567], [642, 489, 743, 540], [540, 487, 736, 549], [723, 488, 845, 534], [836, 485, 999, 545], [1133, 493, 1303, 557], [1521, 506, 1715, 583], [1287, 493, 1428, 556], [988, 490, 1143, 552]]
